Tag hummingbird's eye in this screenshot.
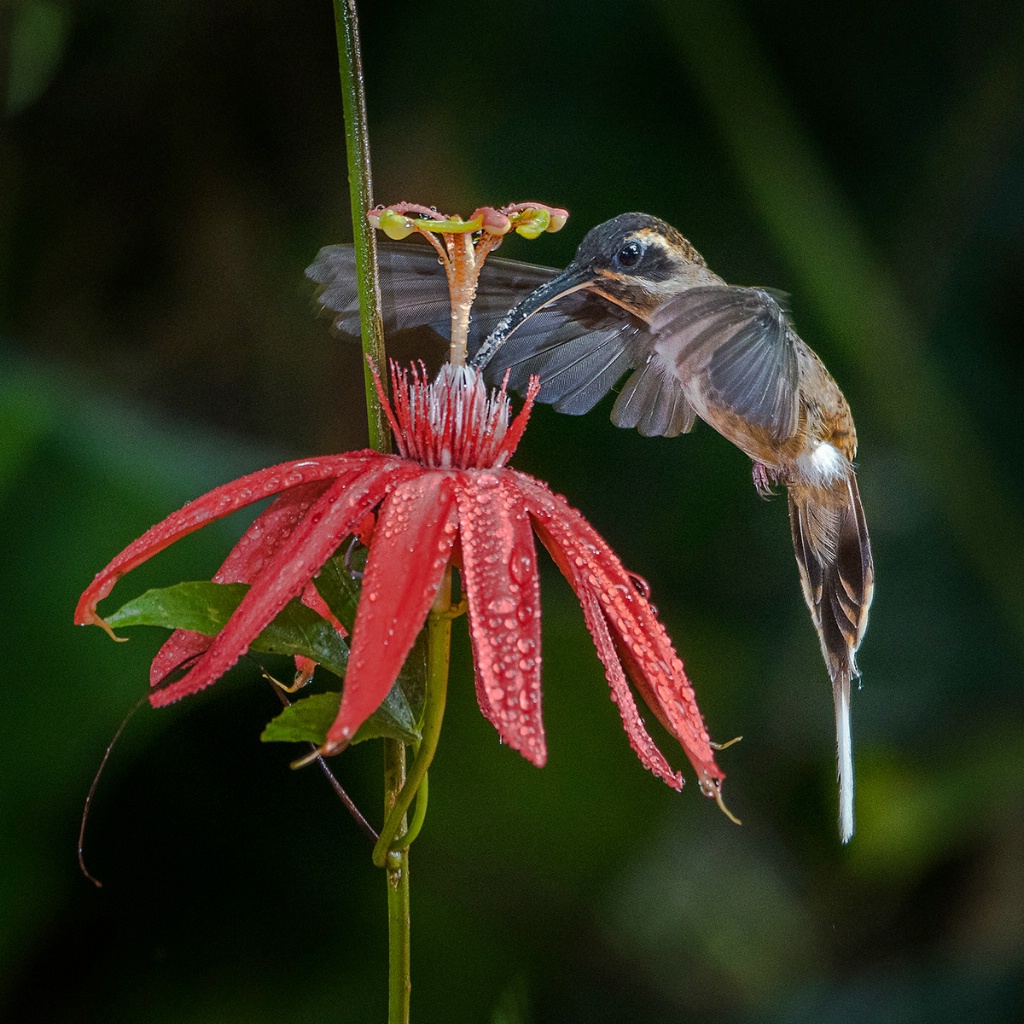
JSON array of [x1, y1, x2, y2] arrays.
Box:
[[615, 238, 645, 269]]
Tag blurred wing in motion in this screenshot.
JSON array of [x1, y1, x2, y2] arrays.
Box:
[[481, 289, 651, 417], [306, 242, 558, 346], [650, 285, 801, 443], [480, 282, 800, 441]]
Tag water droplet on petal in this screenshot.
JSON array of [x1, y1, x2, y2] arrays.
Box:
[[509, 553, 533, 584]]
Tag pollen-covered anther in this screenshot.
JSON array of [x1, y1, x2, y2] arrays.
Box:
[[376, 208, 416, 240], [477, 208, 512, 235]]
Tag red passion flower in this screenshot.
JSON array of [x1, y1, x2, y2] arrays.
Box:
[[75, 201, 733, 814], [75, 361, 730, 807]]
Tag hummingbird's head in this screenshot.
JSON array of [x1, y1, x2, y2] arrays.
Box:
[[569, 213, 711, 315], [473, 213, 716, 369]]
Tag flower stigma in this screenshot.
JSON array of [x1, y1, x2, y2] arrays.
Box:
[[367, 202, 568, 366]]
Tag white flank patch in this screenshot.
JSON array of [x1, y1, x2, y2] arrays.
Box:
[[797, 441, 848, 486]]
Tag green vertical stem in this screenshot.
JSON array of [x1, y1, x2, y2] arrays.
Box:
[[330, 1, 404, 1019], [332, 0, 390, 453], [383, 740, 411, 1024], [378, 568, 454, 1024]]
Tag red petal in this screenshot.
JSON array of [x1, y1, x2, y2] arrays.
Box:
[[151, 458, 417, 706], [571, 579, 683, 790], [75, 455, 380, 629], [150, 481, 335, 688], [299, 580, 347, 637], [150, 630, 210, 689], [516, 472, 724, 792], [456, 472, 545, 766], [326, 472, 459, 748], [291, 580, 349, 685]]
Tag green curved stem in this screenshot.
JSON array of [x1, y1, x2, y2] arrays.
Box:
[[372, 567, 453, 867], [395, 773, 429, 851]]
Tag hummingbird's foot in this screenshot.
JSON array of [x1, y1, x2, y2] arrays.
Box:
[[752, 461, 785, 498]]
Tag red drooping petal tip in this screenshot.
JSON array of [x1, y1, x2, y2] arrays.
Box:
[[78, 610, 127, 643], [74, 458, 362, 633], [289, 736, 347, 770], [700, 774, 741, 825], [74, 586, 114, 634]]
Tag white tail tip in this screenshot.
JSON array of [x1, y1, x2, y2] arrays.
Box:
[[835, 673, 855, 843]]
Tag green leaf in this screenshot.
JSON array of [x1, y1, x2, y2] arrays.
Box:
[[313, 550, 365, 632], [5, 1, 72, 115], [261, 686, 421, 746], [260, 691, 341, 743], [106, 580, 421, 745], [106, 581, 349, 678]]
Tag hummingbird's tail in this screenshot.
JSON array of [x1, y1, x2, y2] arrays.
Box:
[[787, 473, 874, 843]]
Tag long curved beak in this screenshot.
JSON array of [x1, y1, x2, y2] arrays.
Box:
[[471, 262, 597, 369]]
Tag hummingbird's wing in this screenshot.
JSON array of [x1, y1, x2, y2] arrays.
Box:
[[480, 290, 657, 419], [306, 243, 558, 345], [610, 352, 698, 437], [481, 283, 800, 440], [649, 286, 801, 442]]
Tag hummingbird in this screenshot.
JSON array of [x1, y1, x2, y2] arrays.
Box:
[[468, 212, 874, 842], [306, 212, 874, 842]]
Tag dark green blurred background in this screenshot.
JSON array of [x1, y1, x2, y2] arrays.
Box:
[[1, 1, 1022, 1021]]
